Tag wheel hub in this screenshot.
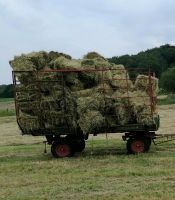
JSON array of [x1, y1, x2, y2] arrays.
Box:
[[131, 140, 145, 153], [56, 144, 70, 157]]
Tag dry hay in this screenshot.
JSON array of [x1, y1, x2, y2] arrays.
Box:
[[96, 83, 114, 96], [40, 97, 60, 111], [51, 56, 84, 90], [85, 57, 112, 82], [81, 59, 96, 68], [10, 51, 73, 84], [15, 83, 38, 92], [77, 93, 105, 115], [93, 58, 111, 69], [98, 69, 112, 85], [135, 108, 154, 125], [43, 110, 77, 130], [124, 90, 155, 125], [80, 58, 112, 88], [111, 91, 133, 125], [18, 112, 40, 134], [80, 59, 98, 87], [16, 91, 38, 102], [37, 71, 58, 82], [72, 88, 94, 98], [83, 52, 106, 60], [48, 51, 72, 61], [10, 50, 159, 135], [47, 84, 63, 99], [115, 102, 133, 125], [51, 56, 81, 70], [111, 74, 133, 91], [78, 110, 105, 134], [128, 90, 150, 109], [111, 90, 157, 125], [17, 101, 39, 115], [42, 110, 63, 124], [10, 51, 72, 72], [10, 53, 45, 84], [73, 83, 113, 98], [110, 64, 126, 76], [64, 76, 84, 92], [134, 75, 159, 95], [9, 55, 36, 72], [110, 64, 133, 91], [26, 51, 49, 70]]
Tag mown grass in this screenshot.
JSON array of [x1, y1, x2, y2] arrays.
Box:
[[0, 138, 174, 200], [157, 94, 175, 105], [0, 109, 15, 117], [0, 97, 174, 199], [0, 98, 15, 117], [0, 98, 14, 102]]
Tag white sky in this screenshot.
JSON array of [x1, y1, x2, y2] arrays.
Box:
[[0, 0, 175, 84]]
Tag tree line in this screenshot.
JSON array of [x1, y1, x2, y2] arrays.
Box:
[[0, 84, 13, 98]]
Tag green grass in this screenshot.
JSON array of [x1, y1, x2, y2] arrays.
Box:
[[0, 98, 15, 117], [0, 139, 174, 200], [0, 98, 14, 102], [0, 109, 15, 117], [158, 94, 175, 105]]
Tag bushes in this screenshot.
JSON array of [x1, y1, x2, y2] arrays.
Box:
[[160, 67, 175, 93]]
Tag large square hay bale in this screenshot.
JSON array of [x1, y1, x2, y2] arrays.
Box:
[[78, 110, 105, 134], [134, 75, 159, 95]]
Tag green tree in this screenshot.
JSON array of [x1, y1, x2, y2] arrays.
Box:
[[160, 67, 175, 92], [108, 44, 175, 78], [0, 84, 13, 98]]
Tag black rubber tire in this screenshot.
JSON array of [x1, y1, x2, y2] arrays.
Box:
[[74, 139, 85, 152], [145, 138, 152, 151], [51, 140, 74, 158], [146, 137, 152, 147], [65, 135, 85, 152], [127, 138, 150, 154]]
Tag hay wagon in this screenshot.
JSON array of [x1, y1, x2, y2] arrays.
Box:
[[12, 68, 160, 158]]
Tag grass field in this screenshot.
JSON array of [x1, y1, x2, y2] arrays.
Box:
[[157, 94, 175, 105], [0, 98, 14, 102], [0, 98, 15, 117], [0, 99, 175, 200], [0, 138, 175, 200]]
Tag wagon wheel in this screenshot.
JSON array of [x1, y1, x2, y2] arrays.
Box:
[[74, 139, 85, 152], [146, 137, 152, 147], [65, 135, 85, 152], [127, 138, 151, 154], [51, 140, 74, 158]]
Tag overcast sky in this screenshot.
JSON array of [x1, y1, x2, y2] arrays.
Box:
[[0, 0, 175, 84]]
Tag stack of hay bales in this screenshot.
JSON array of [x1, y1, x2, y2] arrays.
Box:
[[10, 51, 159, 135]]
